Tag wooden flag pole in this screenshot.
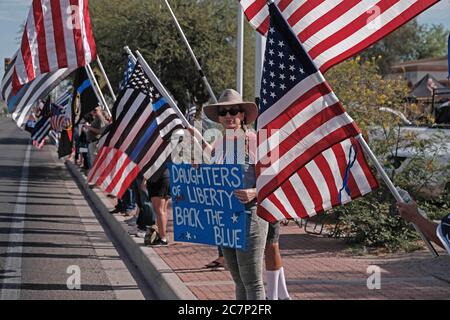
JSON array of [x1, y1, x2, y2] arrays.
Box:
[[85, 64, 112, 118], [96, 55, 117, 102], [356, 134, 439, 257], [162, 0, 218, 103]]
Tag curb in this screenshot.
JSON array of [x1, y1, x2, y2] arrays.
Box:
[[65, 160, 197, 300]]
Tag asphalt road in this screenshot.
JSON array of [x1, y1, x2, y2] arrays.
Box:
[[0, 117, 154, 300]]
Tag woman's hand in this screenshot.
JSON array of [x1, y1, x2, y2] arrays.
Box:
[[396, 201, 420, 224], [234, 188, 256, 204]]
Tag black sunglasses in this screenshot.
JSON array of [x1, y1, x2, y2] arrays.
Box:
[[218, 106, 242, 117]]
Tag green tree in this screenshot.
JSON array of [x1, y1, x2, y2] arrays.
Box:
[[90, 0, 255, 112], [326, 57, 449, 251]]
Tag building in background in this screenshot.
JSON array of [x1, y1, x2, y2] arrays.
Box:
[[388, 56, 449, 89]]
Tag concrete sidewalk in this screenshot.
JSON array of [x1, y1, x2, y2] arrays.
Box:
[[66, 160, 450, 300]]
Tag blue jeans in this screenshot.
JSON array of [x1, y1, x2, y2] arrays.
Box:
[[122, 187, 136, 212], [221, 207, 268, 300]]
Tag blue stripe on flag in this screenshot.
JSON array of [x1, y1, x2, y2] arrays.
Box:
[[7, 95, 19, 113], [130, 119, 158, 161], [7, 83, 28, 113], [78, 79, 91, 95], [152, 98, 167, 111]]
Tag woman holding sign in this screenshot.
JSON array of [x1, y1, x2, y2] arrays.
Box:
[[198, 89, 269, 300]]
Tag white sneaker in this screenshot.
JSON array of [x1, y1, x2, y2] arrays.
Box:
[[136, 230, 146, 238]]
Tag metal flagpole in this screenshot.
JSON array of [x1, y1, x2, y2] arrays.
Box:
[[356, 134, 439, 257], [96, 55, 117, 101], [162, 0, 218, 103], [237, 5, 244, 95], [254, 31, 266, 102], [85, 64, 112, 117], [124, 46, 137, 64]]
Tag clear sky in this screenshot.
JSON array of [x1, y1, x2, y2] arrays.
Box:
[[0, 0, 449, 80]]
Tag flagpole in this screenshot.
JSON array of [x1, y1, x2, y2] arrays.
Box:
[[356, 134, 439, 257], [237, 5, 244, 95], [124, 46, 137, 64], [255, 31, 266, 102], [96, 55, 117, 102], [162, 0, 218, 103], [85, 64, 112, 118]]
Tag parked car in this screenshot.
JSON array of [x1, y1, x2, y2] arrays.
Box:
[[369, 108, 449, 199]]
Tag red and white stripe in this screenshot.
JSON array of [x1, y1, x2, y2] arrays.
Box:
[[239, 0, 439, 72], [256, 70, 360, 201], [257, 137, 379, 223], [13, 0, 96, 92]]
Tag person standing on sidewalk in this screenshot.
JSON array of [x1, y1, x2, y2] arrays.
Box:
[[265, 222, 291, 300], [84, 106, 106, 169], [197, 89, 269, 300], [146, 165, 171, 246]]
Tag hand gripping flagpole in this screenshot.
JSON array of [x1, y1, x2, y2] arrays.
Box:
[[264, 0, 438, 257], [85, 64, 112, 118], [356, 135, 439, 257], [96, 55, 117, 102], [162, 0, 218, 103]]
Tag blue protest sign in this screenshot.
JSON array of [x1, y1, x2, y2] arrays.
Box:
[[169, 163, 248, 250]]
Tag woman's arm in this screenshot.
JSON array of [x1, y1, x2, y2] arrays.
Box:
[[187, 127, 213, 157], [396, 202, 443, 249]]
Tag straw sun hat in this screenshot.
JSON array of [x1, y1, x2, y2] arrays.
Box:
[[203, 89, 258, 124]]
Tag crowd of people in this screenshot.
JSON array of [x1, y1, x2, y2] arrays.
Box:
[[67, 89, 448, 301], [73, 106, 110, 172]]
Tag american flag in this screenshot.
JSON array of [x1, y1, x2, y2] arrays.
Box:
[[87, 63, 184, 197], [119, 57, 136, 92], [256, 4, 378, 223], [96, 55, 137, 151], [50, 92, 72, 132], [185, 105, 197, 125], [240, 0, 439, 72], [1, 54, 72, 128], [31, 117, 51, 149], [31, 98, 52, 149], [12, 0, 96, 93], [114, 56, 137, 120]]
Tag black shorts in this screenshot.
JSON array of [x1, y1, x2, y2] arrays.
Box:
[[147, 176, 171, 199], [266, 221, 280, 244]]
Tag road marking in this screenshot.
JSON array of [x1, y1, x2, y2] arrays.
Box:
[[63, 177, 147, 300], [0, 144, 31, 300]]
